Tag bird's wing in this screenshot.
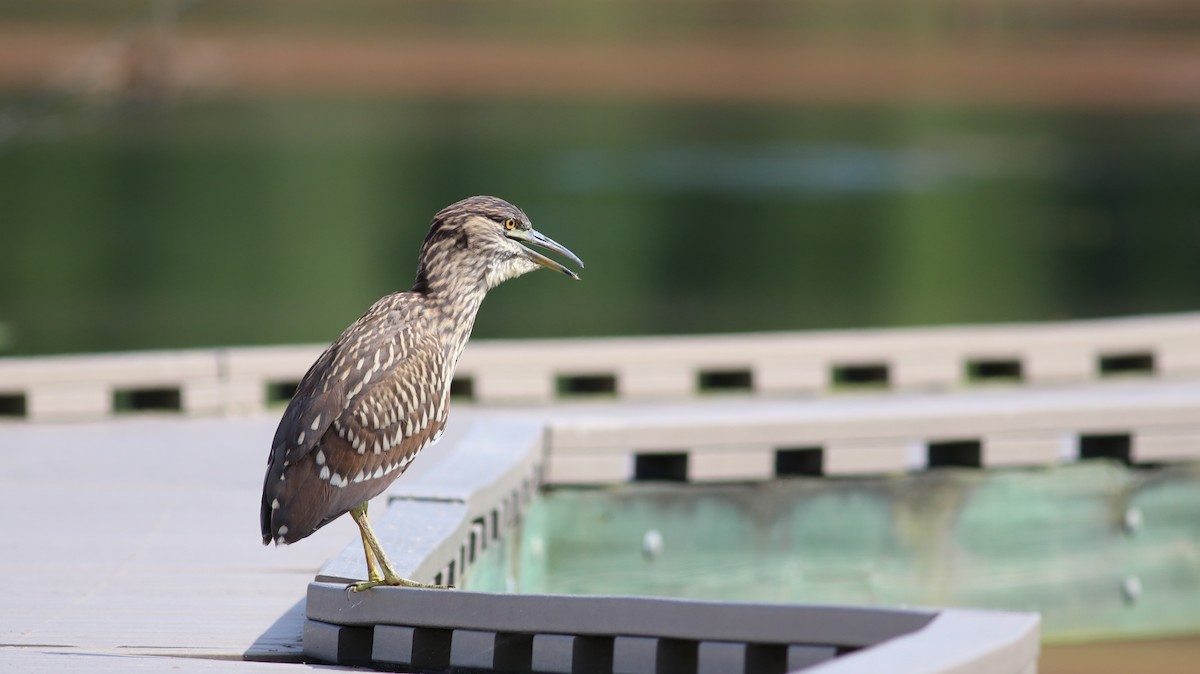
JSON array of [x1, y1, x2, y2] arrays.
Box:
[[261, 315, 450, 543], [265, 298, 431, 474], [326, 332, 449, 470]]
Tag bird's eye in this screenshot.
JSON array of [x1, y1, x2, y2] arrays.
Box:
[[504, 218, 517, 231]]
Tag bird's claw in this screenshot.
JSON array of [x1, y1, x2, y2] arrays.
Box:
[[347, 577, 455, 592]]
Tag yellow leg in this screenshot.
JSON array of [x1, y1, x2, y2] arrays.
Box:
[[358, 504, 384, 582], [347, 502, 451, 592]]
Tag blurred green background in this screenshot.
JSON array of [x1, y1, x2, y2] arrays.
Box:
[[1, 0, 1198, 357]]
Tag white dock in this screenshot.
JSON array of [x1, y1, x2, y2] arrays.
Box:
[[4, 383, 1198, 670]]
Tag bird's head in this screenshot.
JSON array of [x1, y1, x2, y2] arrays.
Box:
[[415, 195, 584, 293]]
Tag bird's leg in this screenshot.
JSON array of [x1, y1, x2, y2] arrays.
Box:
[[363, 542, 383, 583], [347, 502, 451, 592], [357, 503, 384, 583]]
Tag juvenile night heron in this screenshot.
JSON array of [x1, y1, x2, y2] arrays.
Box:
[[260, 195, 582, 591]]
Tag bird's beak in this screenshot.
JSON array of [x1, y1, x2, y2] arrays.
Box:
[[508, 228, 585, 280]]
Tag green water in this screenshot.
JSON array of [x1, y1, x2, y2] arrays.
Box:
[[2, 97, 1199, 355], [466, 461, 1200, 642]]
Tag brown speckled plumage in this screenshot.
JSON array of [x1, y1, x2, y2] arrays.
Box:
[[261, 196, 581, 549]]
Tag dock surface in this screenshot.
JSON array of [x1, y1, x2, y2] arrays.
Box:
[[0, 413, 463, 672]]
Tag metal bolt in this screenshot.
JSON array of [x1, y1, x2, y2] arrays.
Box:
[[1123, 507, 1143, 534], [641, 529, 664, 561], [1122, 576, 1142, 604]]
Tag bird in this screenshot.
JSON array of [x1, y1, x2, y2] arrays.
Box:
[[260, 195, 583, 592]]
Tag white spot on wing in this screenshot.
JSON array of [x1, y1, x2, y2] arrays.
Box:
[[278, 525, 288, 535], [311, 416, 321, 431], [373, 466, 383, 479], [320, 466, 330, 480], [297, 431, 305, 444], [271, 499, 280, 510], [316, 450, 326, 466], [402, 380, 418, 411]]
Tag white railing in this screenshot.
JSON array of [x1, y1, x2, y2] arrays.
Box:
[[542, 380, 1200, 482], [2, 312, 1200, 422]]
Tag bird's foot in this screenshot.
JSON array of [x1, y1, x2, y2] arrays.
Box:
[[349, 575, 454, 592]]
